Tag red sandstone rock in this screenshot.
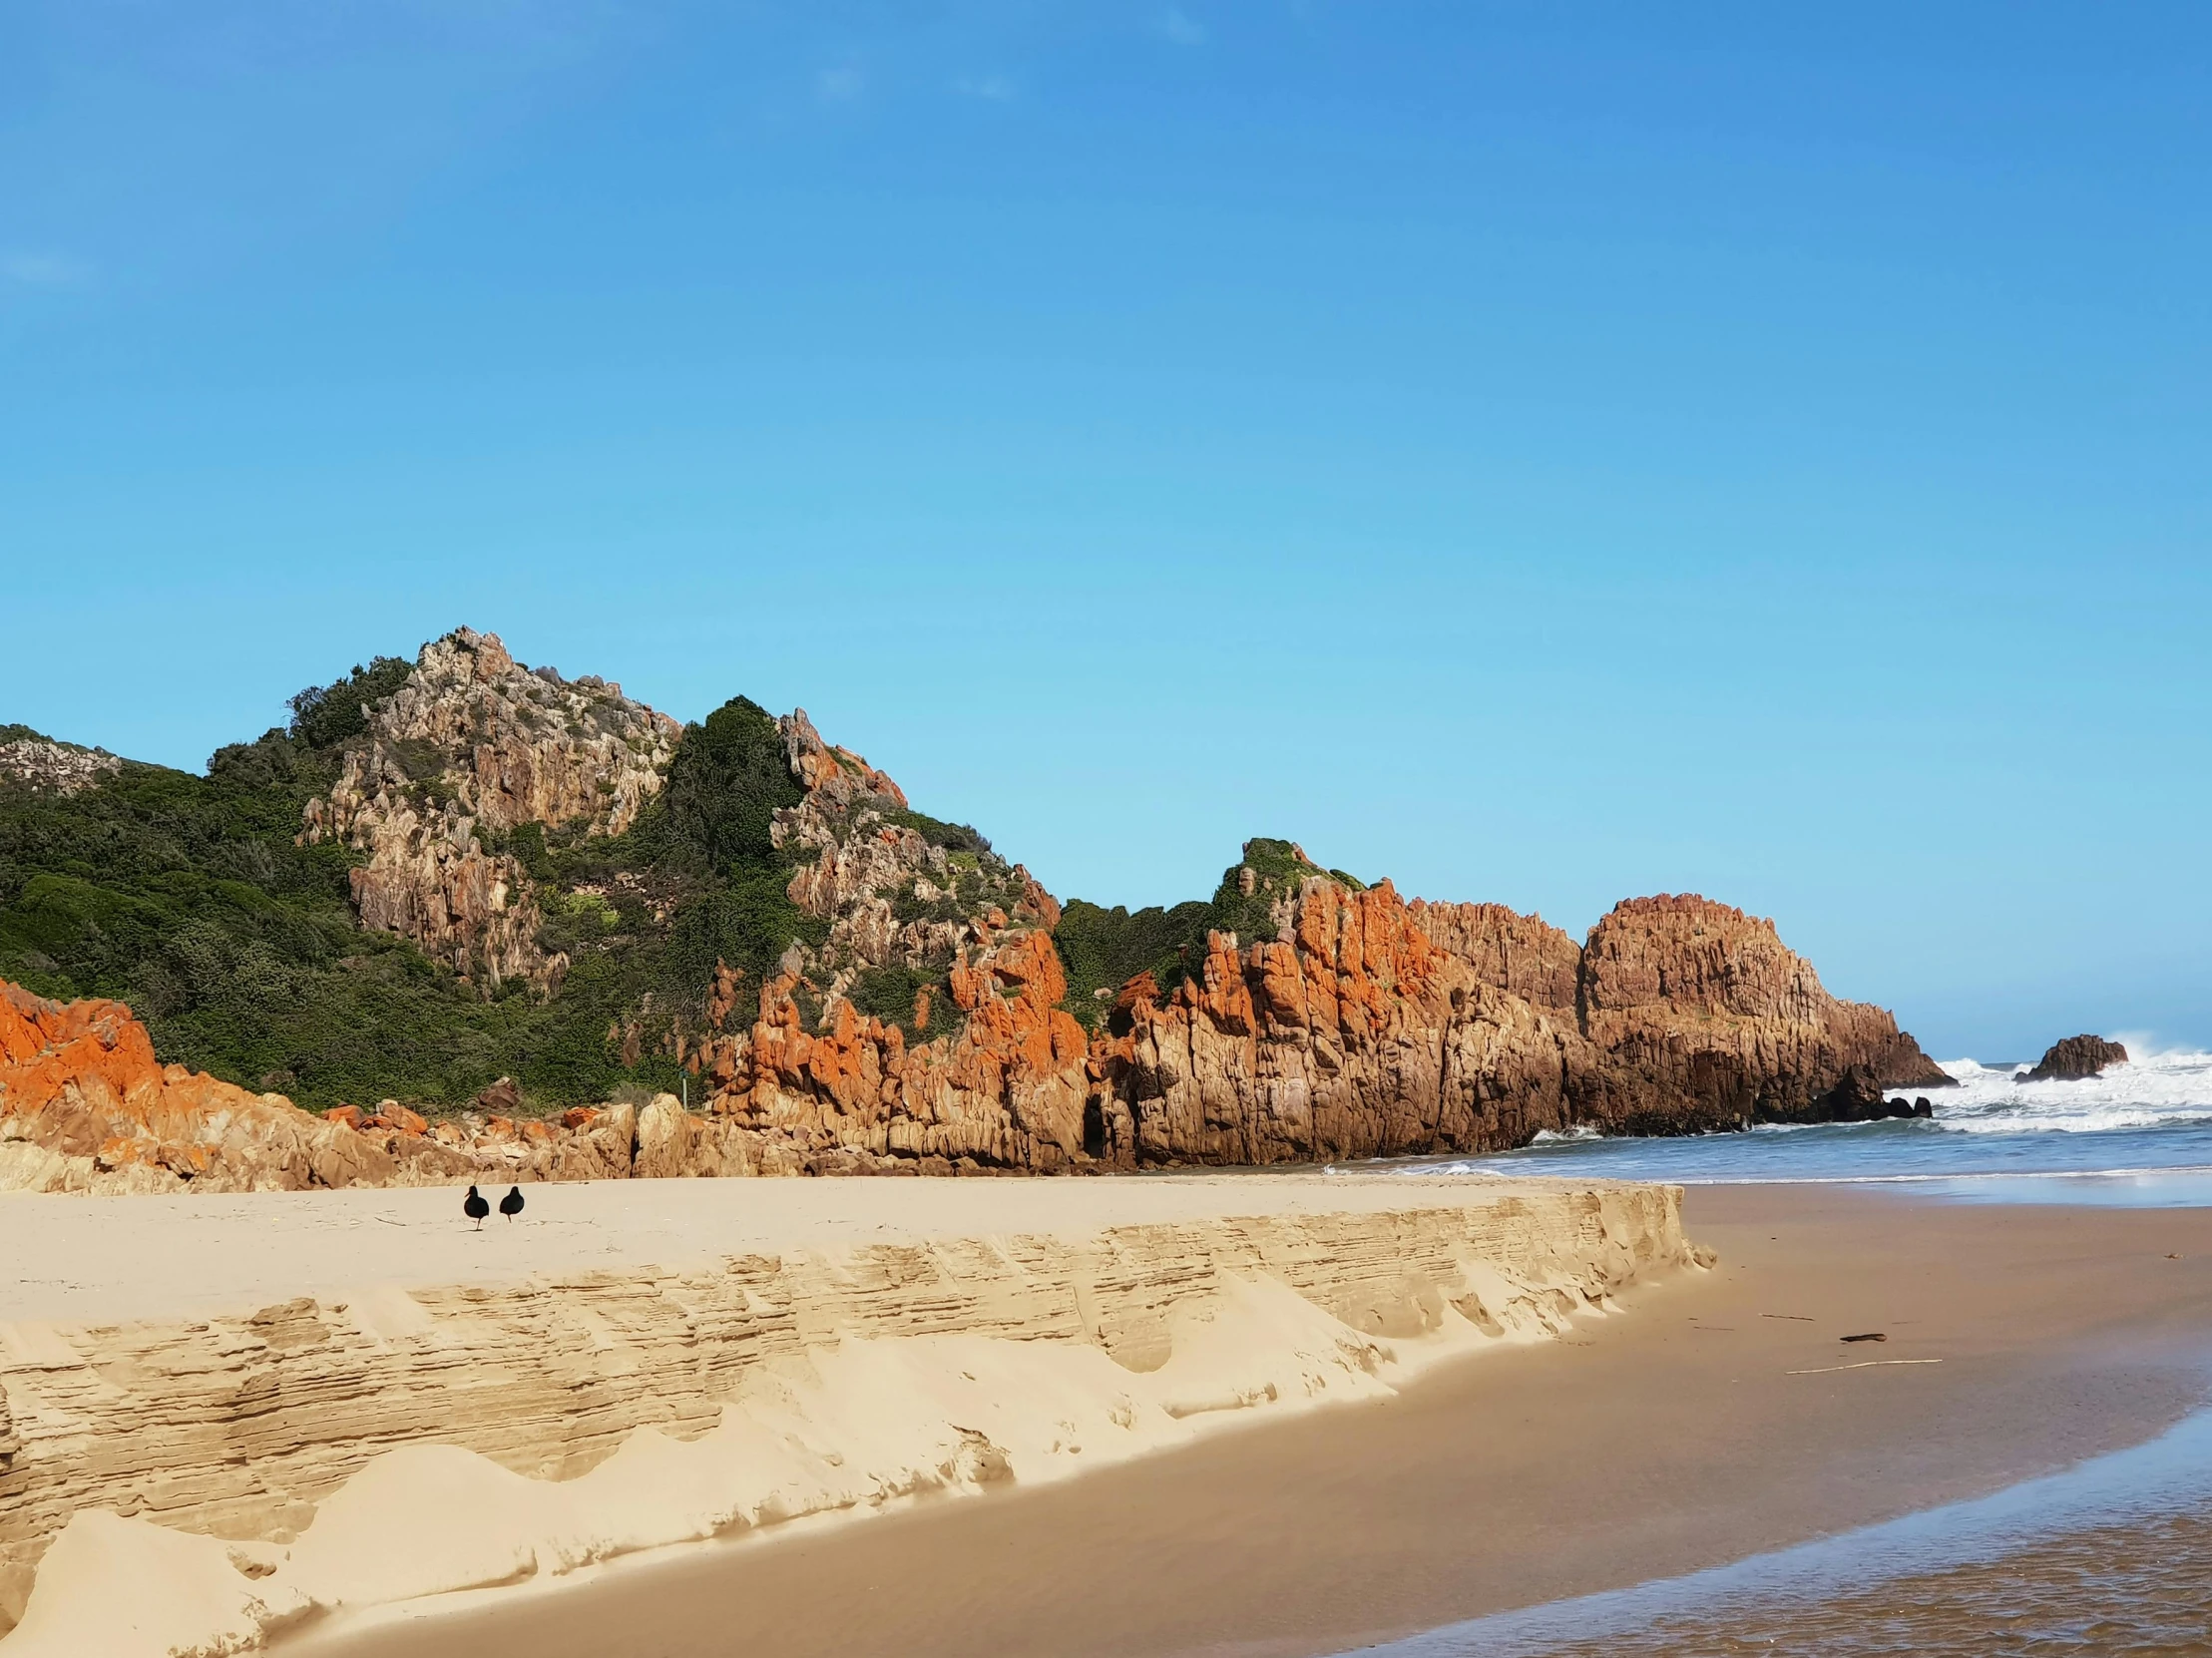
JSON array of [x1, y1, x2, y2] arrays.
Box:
[[369, 1103, 431, 1136], [0, 983, 468, 1193], [1079, 879, 1949, 1167], [1577, 895, 1949, 1126]]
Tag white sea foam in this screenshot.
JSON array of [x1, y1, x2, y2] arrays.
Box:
[[1927, 1049, 2212, 1136]]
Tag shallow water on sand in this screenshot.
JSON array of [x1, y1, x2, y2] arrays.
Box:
[[1358, 1390, 2212, 1656], [1350, 1052, 2212, 1654]]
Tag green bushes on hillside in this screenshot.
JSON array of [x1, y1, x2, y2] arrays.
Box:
[[1054, 838, 1348, 1032], [285, 657, 415, 751], [0, 687, 832, 1114], [651, 696, 802, 874]]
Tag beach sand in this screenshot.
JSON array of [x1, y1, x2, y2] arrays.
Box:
[[283, 1185, 2212, 1658], [0, 1171, 1695, 1655]]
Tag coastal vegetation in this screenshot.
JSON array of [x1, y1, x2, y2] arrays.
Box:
[[1055, 837, 1358, 1030], [0, 675, 827, 1112]]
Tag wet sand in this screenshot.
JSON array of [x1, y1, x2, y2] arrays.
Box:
[[284, 1185, 2212, 1658]]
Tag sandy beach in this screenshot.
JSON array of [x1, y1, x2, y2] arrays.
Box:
[[279, 1183, 2212, 1658], [0, 1171, 1628, 1326]]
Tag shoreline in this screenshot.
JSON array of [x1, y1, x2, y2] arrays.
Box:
[[279, 1184, 2212, 1658]]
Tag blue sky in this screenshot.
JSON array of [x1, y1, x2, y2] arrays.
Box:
[[2, 2, 2206, 1057]]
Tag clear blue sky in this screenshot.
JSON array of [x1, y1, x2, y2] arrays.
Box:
[[3, 3, 2206, 1058]]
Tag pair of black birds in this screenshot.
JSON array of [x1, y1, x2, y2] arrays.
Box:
[[463, 1184, 524, 1228]]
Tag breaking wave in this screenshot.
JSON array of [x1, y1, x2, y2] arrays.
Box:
[[1392, 1045, 2212, 1198], [1927, 1050, 2212, 1135]]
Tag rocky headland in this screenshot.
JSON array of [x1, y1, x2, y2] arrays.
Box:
[[0, 627, 1948, 1192]]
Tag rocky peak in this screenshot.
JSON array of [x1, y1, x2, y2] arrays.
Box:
[[354, 626, 679, 836], [1581, 895, 1829, 1027], [298, 628, 681, 994], [771, 710, 1060, 999], [779, 708, 908, 810]]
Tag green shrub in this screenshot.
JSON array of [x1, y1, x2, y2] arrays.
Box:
[[653, 697, 802, 875], [285, 656, 414, 751], [845, 964, 962, 1040], [1053, 897, 1213, 1030], [1053, 839, 1343, 1030]]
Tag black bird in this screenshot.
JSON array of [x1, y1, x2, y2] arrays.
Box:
[[463, 1185, 490, 1229], [499, 1185, 525, 1223]]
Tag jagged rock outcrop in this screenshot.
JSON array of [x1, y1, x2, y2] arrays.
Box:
[[298, 628, 680, 993], [1084, 880, 1950, 1164], [677, 928, 1093, 1174], [1088, 884, 1593, 1165], [771, 708, 1060, 990], [0, 982, 471, 1193], [0, 738, 118, 796], [6, 622, 1950, 1184], [2021, 1034, 2129, 1082], [0, 874, 1949, 1190]]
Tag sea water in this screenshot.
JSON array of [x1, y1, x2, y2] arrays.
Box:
[[1346, 1052, 2212, 1653], [1392, 1048, 2212, 1207], [1357, 1405, 2212, 1656]]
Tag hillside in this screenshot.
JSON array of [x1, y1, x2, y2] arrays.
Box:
[[0, 630, 1049, 1113], [0, 627, 1947, 1177]]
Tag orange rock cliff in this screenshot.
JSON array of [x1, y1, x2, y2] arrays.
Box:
[[0, 884, 1946, 1192]]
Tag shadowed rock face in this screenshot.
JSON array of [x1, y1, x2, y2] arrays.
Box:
[[2022, 1035, 2130, 1082]]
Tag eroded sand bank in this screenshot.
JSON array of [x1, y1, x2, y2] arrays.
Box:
[[292, 1184, 2212, 1658], [0, 1173, 1696, 1656]]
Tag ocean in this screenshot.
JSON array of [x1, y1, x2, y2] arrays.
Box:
[[1396, 1047, 2212, 1207], [1355, 1051, 2212, 1654]]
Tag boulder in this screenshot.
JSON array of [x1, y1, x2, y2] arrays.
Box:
[[2020, 1035, 2129, 1082], [473, 1076, 524, 1115]]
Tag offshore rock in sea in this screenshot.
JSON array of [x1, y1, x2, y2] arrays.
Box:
[[2020, 1034, 2130, 1082]]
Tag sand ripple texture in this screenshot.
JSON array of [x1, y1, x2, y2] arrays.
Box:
[[0, 1181, 1695, 1657]]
